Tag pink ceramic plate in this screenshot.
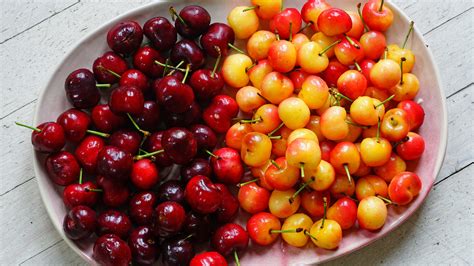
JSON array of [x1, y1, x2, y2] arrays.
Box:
[[33, 0, 447, 265]]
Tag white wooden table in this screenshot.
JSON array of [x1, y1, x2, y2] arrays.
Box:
[[1, 0, 473, 265]]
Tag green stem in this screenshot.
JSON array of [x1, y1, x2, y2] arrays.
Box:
[[168, 60, 185, 76], [289, 22, 293, 42], [169, 6, 187, 26], [234, 250, 240, 266], [320, 196, 328, 228], [330, 89, 353, 102], [127, 113, 150, 137], [270, 228, 303, 234], [345, 120, 369, 129], [237, 178, 259, 187], [376, 117, 381, 141], [86, 129, 110, 138], [345, 35, 360, 49], [290, 178, 313, 203], [155, 60, 185, 72], [318, 40, 341, 56], [375, 94, 395, 108], [182, 64, 191, 83], [357, 3, 369, 32], [305, 230, 318, 241], [300, 163, 305, 178], [239, 117, 262, 124], [205, 149, 219, 159], [15, 122, 41, 132], [97, 66, 121, 79], [383, 48, 388, 60], [85, 188, 103, 193], [268, 122, 284, 137], [243, 6, 257, 12], [96, 84, 111, 88], [162, 58, 170, 77], [268, 135, 282, 140], [228, 43, 245, 54], [134, 149, 164, 160], [378, 0, 385, 12], [354, 61, 362, 72], [343, 164, 352, 184], [402, 21, 415, 49], [78, 168, 83, 185], [378, 195, 396, 205], [211, 46, 222, 78], [298, 22, 313, 33], [270, 159, 281, 170]]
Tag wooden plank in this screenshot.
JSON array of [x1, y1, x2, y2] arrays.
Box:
[[20, 240, 84, 266]]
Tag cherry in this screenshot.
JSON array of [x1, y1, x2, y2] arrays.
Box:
[[329, 141, 360, 183], [301, 0, 331, 32], [261, 72, 295, 105], [65, 68, 102, 109], [337, 70, 367, 100], [145, 131, 173, 167], [92, 51, 127, 84], [170, 40, 205, 71], [248, 59, 273, 90], [210, 147, 244, 185], [227, 6, 259, 39], [278, 97, 311, 130], [355, 175, 388, 200], [268, 40, 297, 73], [360, 30, 387, 60], [359, 59, 376, 85], [190, 252, 228, 266], [45, 151, 80, 186], [97, 176, 130, 207], [299, 75, 329, 109], [171, 5, 210, 39], [91, 104, 126, 133], [154, 201, 186, 238], [246, 212, 281, 246], [63, 205, 97, 240], [212, 223, 249, 259], [308, 218, 342, 250], [222, 53, 253, 88], [388, 171, 422, 205], [215, 184, 239, 224], [250, 0, 282, 20], [190, 124, 218, 151], [185, 175, 221, 214], [321, 59, 349, 88], [346, 11, 364, 39], [109, 129, 142, 155], [270, 8, 302, 40], [181, 158, 212, 184], [131, 159, 159, 190], [97, 146, 133, 181], [247, 31, 277, 61], [128, 226, 159, 265], [397, 100, 425, 130], [357, 196, 387, 230], [109, 85, 144, 115], [93, 234, 132, 266], [143, 16, 177, 52], [97, 210, 132, 239], [269, 189, 301, 218], [107, 20, 143, 55], [183, 212, 213, 243], [225, 122, 253, 150], [326, 197, 357, 230], [362, 0, 394, 32], [164, 101, 201, 127], [63, 180, 99, 209], [241, 132, 272, 167], [15, 121, 65, 153], [162, 236, 195, 266], [190, 69, 225, 102], [157, 180, 185, 204], [133, 46, 165, 78], [154, 75, 195, 114], [129, 191, 157, 226], [131, 101, 160, 131], [238, 181, 270, 214], [370, 58, 401, 90], [265, 157, 299, 191], [57, 108, 108, 142], [289, 69, 311, 93], [334, 37, 365, 66], [74, 135, 105, 173], [201, 23, 235, 58], [317, 8, 352, 36], [301, 190, 330, 219], [162, 127, 197, 165], [203, 95, 239, 134], [119, 69, 150, 93], [396, 132, 425, 161]]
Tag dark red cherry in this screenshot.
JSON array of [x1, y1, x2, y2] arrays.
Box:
[[170, 40, 205, 71], [154, 76, 195, 114], [97, 175, 130, 208], [120, 69, 150, 93], [45, 151, 80, 186], [183, 212, 213, 243], [190, 252, 227, 266], [200, 23, 235, 58], [189, 69, 225, 101], [203, 95, 239, 133], [211, 223, 249, 257], [93, 51, 128, 84], [91, 104, 126, 133], [107, 20, 143, 55], [97, 210, 132, 239], [129, 191, 157, 226], [173, 5, 211, 39], [162, 127, 198, 165], [321, 59, 350, 88], [133, 101, 160, 131], [143, 16, 177, 52], [131, 159, 160, 190], [63, 181, 99, 209], [93, 234, 132, 266], [56, 108, 92, 142], [96, 146, 133, 181], [65, 69, 101, 109], [163, 101, 201, 128], [109, 129, 142, 155], [180, 158, 212, 184], [109, 85, 144, 115], [214, 184, 239, 224], [189, 124, 218, 151], [154, 201, 186, 238], [63, 205, 97, 240], [359, 59, 376, 86], [145, 131, 173, 167], [133, 46, 165, 78], [129, 226, 159, 265], [162, 236, 195, 266], [74, 135, 105, 173], [185, 175, 220, 214], [211, 148, 244, 185], [157, 180, 185, 204], [29, 122, 66, 153]]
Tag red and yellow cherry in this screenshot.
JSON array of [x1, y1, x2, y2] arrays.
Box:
[[397, 100, 425, 130], [301, 190, 330, 219], [374, 152, 407, 182], [321, 59, 349, 88], [269, 189, 301, 218], [357, 195, 387, 230], [339, 115, 363, 143], [210, 148, 244, 185], [317, 8, 352, 36], [387, 20, 416, 73], [360, 60, 376, 86], [225, 122, 253, 150], [281, 213, 313, 247], [326, 197, 357, 230], [222, 53, 253, 88], [278, 97, 311, 130], [370, 58, 401, 90], [265, 157, 300, 190], [350, 96, 385, 126], [250, 104, 282, 134], [286, 138, 321, 171], [268, 40, 297, 73], [292, 33, 310, 52], [380, 108, 410, 142], [238, 182, 271, 214], [353, 143, 371, 176], [330, 174, 356, 199], [362, 0, 394, 32], [250, 161, 275, 191], [287, 128, 318, 144], [289, 69, 310, 93], [227, 6, 259, 39], [320, 140, 335, 162], [396, 132, 425, 161], [346, 11, 364, 39], [365, 86, 391, 107], [330, 142, 360, 182], [247, 30, 277, 60], [388, 171, 422, 205], [302, 160, 336, 191], [310, 32, 338, 58], [250, 0, 282, 20], [301, 0, 331, 31], [355, 175, 388, 201], [306, 115, 325, 142], [236, 86, 266, 113], [337, 70, 367, 100], [297, 42, 330, 74], [241, 132, 272, 167], [248, 59, 273, 89], [270, 125, 291, 157], [320, 106, 349, 141], [261, 72, 295, 104], [362, 125, 378, 139], [334, 38, 364, 66], [298, 76, 329, 109], [389, 72, 419, 101], [308, 218, 342, 249], [360, 31, 387, 60], [246, 212, 281, 246], [360, 137, 392, 167], [270, 8, 302, 40]]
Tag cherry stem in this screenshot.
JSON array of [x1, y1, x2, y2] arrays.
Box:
[[168, 61, 185, 76], [182, 64, 191, 83], [134, 149, 164, 160], [280, 0, 284, 11], [127, 113, 150, 137], [239, 117, 262, 124], [400, 57, 407, 84], [243, 6, 257, 12], [86, 129, 110, 138], [378, 195, 396, 205], [155, 60, 186, 72], [138, 148, 148, 155], [246, 62, 257, 72], [344, 35, 360, 49], [330, 89, 353, 102], [237, 178, 259, 187], [270, 159, 281, 170], [318, 40, 341, 56], [305, 230, 318, 241], [402, 21, 415, 49], [383, 48, 388, 60], [290, 178, 313, 203], [275, 29, 280, 41], [96, 84, 111, 88], [375, 94, 395, 108], [289, 22, 293, 42], [234, 250, 241, 266], [298, 22, 313, 33], [376, 117, 381, 141], [321, 196, 328, 228], [257, 93, 270, 103], [169, 6, 187, 26], [15, 122, 41, 132], [343, 164, 352, 184], [268, 135, 282, 140], [345, 120, 369, 129], [300, 163, 305, 178], [162, 58, 170, 77], [228, 43, 245, 54], [78, 168, 83, 185], [211, 46, 222, 78], [268, 122, 284, 137], [97, 66, 121, 79], [180, 234, 194, 242], [357, 3, 369, 32], [378, 0, 385, 12], [205, 149, 219, 159], [85, 188, 103, 193], [354, 61, 362, 72], [271, 228, 303, 234]]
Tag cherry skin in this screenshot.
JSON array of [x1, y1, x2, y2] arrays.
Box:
[[129, 191, 157, 226], [189, 69, 225, 102], [370, 58, 401, 90], [317, 8, 352, 36], [268, 40, 297, 73], [247, 31, 277, 61], [326, 197, 357, 230], [251, 0, 282, 19], [173, 5, 211, 39], [241, 132, 272, 167], [278, 97, 311, 130], [215, 183, 240, 224], [362, 0, 394, 32], [74, 135, 105, 173], [201, 23, 235, 58], [269, 8, 302, 40], [109, 85, 144, 115], [157, 180, 185, 204], [56, 108, 92, 143], [93, 234, 132, 266], [269, 189, 301, 219], [321, 59, 349, 88], [185, 175, 221, 214], [64, 69, 100, 109], [211, 223, 249, 257], [203, 95, 239, 134], [154, 76, 195, 114], [162, 127, 197, 165], [181, 158, 212, 184], [97, 210, 132, 239], [45, 151, 80, 186], [170, 40, 206, 71], [334, 38, 365, 66], [346, 11, 364, 39], [143, 16, 177, 52], [289, 68, 311, 93], [396, 132, 425, 161], [337, 70, 367, 100], [380, 108, 410, 142], [190, 252, 228, 266], [132, 101, 160, 132], [107, 20, 143, 54], [190, 124, 218, 151], [92, 51, 128, 84], [211, 147, 244, 185], [26, 122, 65, 153], [246, 212, 281, 246], [108, 129, 142, 155], [183, 212, 213, 243], [265, 157, 300, 191], [235, 86, 266, 114], [63, 181, 99, 209], [131, 159, 159, 190], [397, 100, 425, 130], [238, 182, 270, 214], [63, 205, 97, 240], [154, 201, 186, 238], [301, 190, 331, 219], [227, 6, 259, 39], [145, 131, 173, 167], [133, 46, 165, 78], [360, 60, 376, 86], [357, 196, 387, 230], [280, 213, 313, 247], [91, 104, 126, 133], [321, 106, 349, 141], [309, 218, 342, 249], [96, 146, 133, 181], [360, 31, 387, 60], [248, 59, 273, 90], [128, 226, 159, 265], [97, 176, 130, 208], [299, 75, 329, 109], [388, 171, 422, 205], [162, 236, 195, 266], [222, 53, 253, 88], [355, 175, 388, 200], [163, 101, 201, 128], [119, 69, 150, 93], [301, 0, 331, 31], [374, 152, 407, 182]]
